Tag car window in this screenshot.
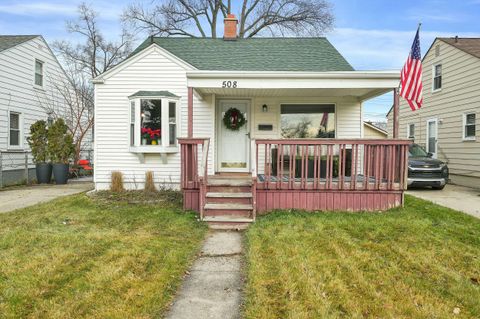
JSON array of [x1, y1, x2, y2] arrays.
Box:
[[409, 144, 428, 157]]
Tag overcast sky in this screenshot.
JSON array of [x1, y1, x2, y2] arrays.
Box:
[[1, 0, 479, 122]]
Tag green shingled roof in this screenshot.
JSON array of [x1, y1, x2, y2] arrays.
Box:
[[0, 35, 38, 52], [131, 37, 354, 72], [128, 90, 179, 98]]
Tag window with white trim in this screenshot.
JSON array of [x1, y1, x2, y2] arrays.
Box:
[[433, 64, 442, 91], [130, 101, 135, 146], [34, 59, 44, 87], [463, 113, 476, 140], [9, 112, 21, 147], [129, 94, 179, 149], [407, 123, 415, 139]]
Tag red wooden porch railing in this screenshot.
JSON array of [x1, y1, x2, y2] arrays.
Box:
[[179, 138, 210, 217], [254, 139, 411, 191]]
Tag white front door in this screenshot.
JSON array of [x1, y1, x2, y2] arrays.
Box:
[[217, 100, 250, 172], [426, 119, 438, 158]]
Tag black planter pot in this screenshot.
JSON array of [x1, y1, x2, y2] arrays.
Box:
[[52, 163, 69, 184], [35, 163, 52, 184]]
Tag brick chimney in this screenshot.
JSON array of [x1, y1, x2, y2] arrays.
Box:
[[223, 14, 238, 40]]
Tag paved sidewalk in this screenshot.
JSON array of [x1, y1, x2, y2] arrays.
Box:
[[166, 231, 243, 319], [407, 184, 480, 219], [0, 180, 93, 213]]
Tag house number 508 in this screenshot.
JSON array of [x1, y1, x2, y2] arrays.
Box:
[[222, 80, 237, 88]]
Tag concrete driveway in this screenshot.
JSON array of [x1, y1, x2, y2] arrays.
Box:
[[0, 179, 93, 213], [407, 184, 480, 219]]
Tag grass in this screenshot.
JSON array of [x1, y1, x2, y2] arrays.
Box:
[[244, 195, 480, 318], [0, 191, 207, 318]]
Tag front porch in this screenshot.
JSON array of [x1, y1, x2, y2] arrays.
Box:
[[180, 70, 409, 226], [180, 138, 410, 226]]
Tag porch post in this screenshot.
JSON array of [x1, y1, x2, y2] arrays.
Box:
[[188, 87, 193, 138], [393, 88, 399, 138]]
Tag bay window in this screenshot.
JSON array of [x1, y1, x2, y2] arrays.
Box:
[[128, 91, 180, 152]]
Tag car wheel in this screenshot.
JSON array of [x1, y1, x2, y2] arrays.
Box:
[[432, 185, 445, 190]]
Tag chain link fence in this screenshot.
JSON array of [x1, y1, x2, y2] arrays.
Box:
[[0, 150, 34, 188], [0, 149, 94, 188]]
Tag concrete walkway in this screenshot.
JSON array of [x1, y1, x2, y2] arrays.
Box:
[[166, 231, 243, 319], [0, 179, 93, 213], [407, 184, 480, 219]]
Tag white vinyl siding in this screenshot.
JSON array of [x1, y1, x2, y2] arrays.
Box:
[[94, 47, 214, 190], [388, 38, 480, 185]]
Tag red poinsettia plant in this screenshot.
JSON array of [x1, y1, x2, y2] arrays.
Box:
[[141, 127, 161, 144]]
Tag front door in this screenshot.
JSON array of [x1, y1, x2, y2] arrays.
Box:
[[426, 119, 438, 158], [217, 100, 250, 172]]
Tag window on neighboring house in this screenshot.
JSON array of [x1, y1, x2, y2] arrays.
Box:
[[463, 113, 476, 140], [407, 123, 415, 139], [35, 59, 44, 87], [9, 112, 21, 147], [435, 44, 440, 57], [280, 104, 335, 138], [129, 94, 179, 149], [433, 64, 442, 91]]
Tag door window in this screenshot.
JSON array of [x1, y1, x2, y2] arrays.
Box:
[[427, 120, 437, 154]]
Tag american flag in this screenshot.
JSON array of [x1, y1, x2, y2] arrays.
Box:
[[400, 27, 423, 111]]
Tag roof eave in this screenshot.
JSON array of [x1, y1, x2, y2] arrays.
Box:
[[186, 70, 400, 80]]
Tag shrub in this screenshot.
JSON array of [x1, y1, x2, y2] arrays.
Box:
[[144, 171, 156, 193], [27, 120, 49, 163], [110, 171, 125, 192], [47, 119, 75, 164]]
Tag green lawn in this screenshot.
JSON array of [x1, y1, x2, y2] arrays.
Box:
[[245, 195, 480, 318], [0, 192, 207, 318]]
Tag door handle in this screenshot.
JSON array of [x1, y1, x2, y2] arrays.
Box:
[[246, 132, 250, 138]]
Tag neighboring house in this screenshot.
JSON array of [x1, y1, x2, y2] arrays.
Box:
[[387, 37, 480, 188], [0, 35, 70, 186], [93, 15, 409, 226], [364, 121, 388, 139]]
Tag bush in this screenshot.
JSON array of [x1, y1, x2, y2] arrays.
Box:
[[111, 171, 125, 192], [27, 120, 49, 163], [47, 119, 75, 164], [144, 171, 156, 193]]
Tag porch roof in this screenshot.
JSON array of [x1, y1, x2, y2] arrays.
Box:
[[187, 70, 400, 100]]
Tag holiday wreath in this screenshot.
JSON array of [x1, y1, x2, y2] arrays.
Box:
[[223, 107, 246, 131]]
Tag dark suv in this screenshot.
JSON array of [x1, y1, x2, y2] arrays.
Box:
[[407, 143, 449, 190]]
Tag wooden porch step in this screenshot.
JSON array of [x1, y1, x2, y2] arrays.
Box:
[[207, 179, 252, 187], [206, 192, 252, 198], [204, 203, 253, 210], [204, 215, 254, 230], [203, 216, 253, 223]]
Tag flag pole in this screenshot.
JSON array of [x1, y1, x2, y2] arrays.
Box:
[[394, 23, 422, 138]]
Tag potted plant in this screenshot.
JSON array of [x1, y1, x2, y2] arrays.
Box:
[[47, 119, 75, 184], [27, 120, 51, 183]]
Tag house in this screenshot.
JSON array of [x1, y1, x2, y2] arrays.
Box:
[[93, 15, 410, 227], [387, 37, 480, 188], [364, 121, 388, 139], [0, 35, 71, 186]]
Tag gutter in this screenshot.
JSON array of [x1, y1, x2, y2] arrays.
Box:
[[186, 70, 400, 80]]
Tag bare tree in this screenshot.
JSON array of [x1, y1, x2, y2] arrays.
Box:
[[47, 3, 133, 163], [54, 2, 133, 79], [123, 0, 333, 38], [36, 70, 94, 163]]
